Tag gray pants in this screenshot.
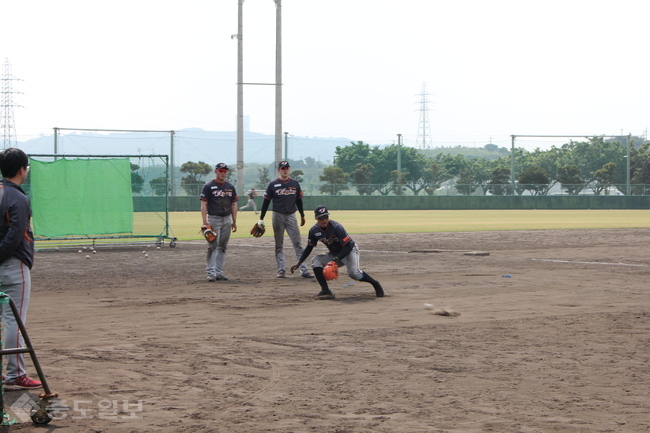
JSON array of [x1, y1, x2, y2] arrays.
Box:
[[0, 256, 31, 380], [239, 199, 257, 213], [206, 214, 232, 278], [272, 212, 308, 274], [312, 244, 363, 280]]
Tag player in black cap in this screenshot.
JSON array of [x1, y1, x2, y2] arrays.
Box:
[[290, 205, 384, 299]]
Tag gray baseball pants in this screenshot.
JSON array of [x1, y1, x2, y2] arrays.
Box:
[[206, 214, 232, 278], [0, 257, 31, 380], [272, 212, 309, 274]]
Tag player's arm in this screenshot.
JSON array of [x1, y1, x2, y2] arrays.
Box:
[[200, 200, 209, 226], [0, 201, 28, 263], [296, 197, 306, 226], [259, 198, 271, 222], [290, 244, 314, 273], [333, 242, 353, 263], [230, 201, 238, 232]]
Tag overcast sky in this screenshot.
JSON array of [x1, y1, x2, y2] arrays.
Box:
[[3, 0, 649, 153]]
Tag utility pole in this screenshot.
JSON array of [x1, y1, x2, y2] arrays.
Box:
[[283, 131, 288, 160], [1, 59, 22, 149], [234, 0, 245, 193], [415, 82, 432, 149], [274, 0, 283, 167]]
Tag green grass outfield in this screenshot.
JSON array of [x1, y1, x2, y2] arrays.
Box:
[[157, 209, 650, 241]]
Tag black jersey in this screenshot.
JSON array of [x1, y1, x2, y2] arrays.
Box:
[[263, 177, 303, 214], [306, 219, 355, 255], [200, 179, 238, 216]]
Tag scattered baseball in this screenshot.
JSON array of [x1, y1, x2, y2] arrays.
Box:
[[78, 250, 82, 254], [142, 251, 146, 254], [93, 250, 97, 254], [423, 303, 434, 310], [156, 246, 161, 250], [144, 254, 149, 258], [85, 255, 90, 259]]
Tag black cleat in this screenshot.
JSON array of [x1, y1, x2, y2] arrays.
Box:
[[315, 290, 335, 300], [373, 282, 384, 297]]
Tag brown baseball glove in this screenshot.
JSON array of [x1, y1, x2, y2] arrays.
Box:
[[250, 221, 266, 238], [200, 225, 217, 242], [323, 261, 339, 281]]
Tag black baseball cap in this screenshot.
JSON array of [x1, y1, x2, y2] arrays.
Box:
[[278, 161, 290, 169], [314, 205, 330, 219], [215, 163, 229, 170]]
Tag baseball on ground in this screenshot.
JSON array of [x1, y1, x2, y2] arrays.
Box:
[[423, 303, 434, 310]]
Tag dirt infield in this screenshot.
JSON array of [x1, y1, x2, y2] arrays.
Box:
[[3, 228, 650, 432]]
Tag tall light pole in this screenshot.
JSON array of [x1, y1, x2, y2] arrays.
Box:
[[234, 0, 245, 193], [274, 0, 283, 166]]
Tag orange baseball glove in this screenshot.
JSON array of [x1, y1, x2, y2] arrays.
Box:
[[200, 225, 217, 243], [323, 261, 339, 281]]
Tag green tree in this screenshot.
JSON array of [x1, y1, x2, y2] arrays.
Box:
[[349, 163, 376, 195], [630, 142, 650, 194], [487, 166, 511, 196], [256, 167, 271, 189], [291, 169, 304, 183], [149, 176, 168, 196], [319, 166, 349, 195], [593, 162, 617, 195], [518, 165, 551, 195], [180, 161, 212, 196], [556, 164, 583, 195], [422, 161, 450, 195], [131, 163, 144, 194], [456, 168, 478, 195]]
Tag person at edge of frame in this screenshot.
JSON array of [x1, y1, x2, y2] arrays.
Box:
[[0, 148, 43, 390]]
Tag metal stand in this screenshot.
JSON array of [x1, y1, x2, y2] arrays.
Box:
[[0, 294, 57, 425]]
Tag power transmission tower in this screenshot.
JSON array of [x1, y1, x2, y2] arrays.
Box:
[[1, 58, 22, 149], [415, 82, 432, 149]]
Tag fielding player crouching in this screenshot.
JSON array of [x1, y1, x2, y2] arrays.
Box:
[[290, 205, 384, 300]]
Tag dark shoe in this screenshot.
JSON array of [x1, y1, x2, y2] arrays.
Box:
[[301, 272, 315, 279], [206, 275, 217, 282], [276, 270, 286, 278], [315, 290, 335, 300], [216, 274, 229, 281], [373, 282, 384, 297]]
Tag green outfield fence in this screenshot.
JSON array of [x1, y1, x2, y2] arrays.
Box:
[[143, 194, 650, 212]]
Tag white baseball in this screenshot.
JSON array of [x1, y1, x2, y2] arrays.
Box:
[[85, 255, 90, 259], [78, 250, 82, 254], [93, 250, 97, 254], [144, 254, 149, 258], [156, 246, 161, 250], [424, 303, 434, 310]]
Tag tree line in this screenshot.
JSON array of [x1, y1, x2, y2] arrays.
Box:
[[318, 136, 650, 196], [131, 135, 650, 196]]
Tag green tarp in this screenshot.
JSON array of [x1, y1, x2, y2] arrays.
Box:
[[30, 158, 134, 237]]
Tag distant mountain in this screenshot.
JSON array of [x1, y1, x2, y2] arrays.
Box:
[[18, 128, 353, 166]]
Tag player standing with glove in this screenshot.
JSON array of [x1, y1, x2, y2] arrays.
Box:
[[254, 161, 314, 279], [290, 205, 384, 300], [200, 163, 238, 282]]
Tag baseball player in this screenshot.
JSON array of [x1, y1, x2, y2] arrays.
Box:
[[239, 188, 258, 214], [290, 205, 384, 300], [258, 161, 314, 279], [0, 148, 42, 389], [200, 163, 238, 281]]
